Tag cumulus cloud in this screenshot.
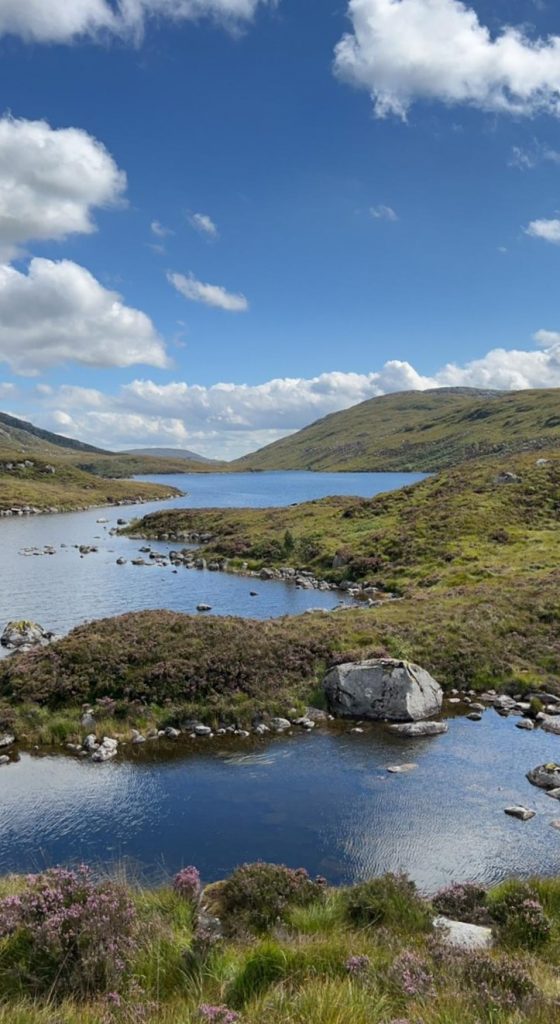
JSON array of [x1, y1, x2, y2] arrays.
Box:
[[525, 218, 560, 244], [151, 220, 173, 238], [189, 212, 219, 238], [0, 115, 126, 259], [334, 0, 560, 119], [168, 271, 249, 311], [0, 0, 273, 43], [370, 204, 398, 221], [0, 257, 169, 374], [15, 332, 560, 458]]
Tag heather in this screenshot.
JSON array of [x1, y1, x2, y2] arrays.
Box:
[[0, 866, 560, 1023]]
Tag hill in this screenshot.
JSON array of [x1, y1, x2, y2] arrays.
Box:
[[0, 410, 224, 477], [125, 446, 215, 463], [231, 387, 560, 472]]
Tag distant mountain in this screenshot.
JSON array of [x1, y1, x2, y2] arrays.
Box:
[[0, 411, 107, 455], [231, 387, 560, 472], [125, 447, 215, 464]]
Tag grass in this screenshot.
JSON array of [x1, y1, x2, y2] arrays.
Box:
[[1, 867, 560, 1023], [126, 448, 560, 593], [231, 387, 560, 472], [0, 451, 182, 512]]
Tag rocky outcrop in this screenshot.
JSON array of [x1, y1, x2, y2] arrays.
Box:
[[1, 620, 51, 650], [527, 764, 560, 790], [323, 658, 443, 722]]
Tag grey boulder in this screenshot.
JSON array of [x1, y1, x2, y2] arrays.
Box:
[[433, 916, 493, 951], [387, 721, 448, 738], [0, 733, 15, 749], [527, 764, 560, 790], [323, 658, 442, 722], [1, 620, 50, 650]]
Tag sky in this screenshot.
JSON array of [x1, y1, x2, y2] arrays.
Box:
[[0, 0, 559, 458]]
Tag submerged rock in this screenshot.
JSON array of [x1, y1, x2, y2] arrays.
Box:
[[505, 806, 536, 821], [387, 721, 448, 738], [387, 763, 418, 774], [323, 658, 443, 722]]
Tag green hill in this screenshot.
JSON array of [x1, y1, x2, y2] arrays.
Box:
[[232, 387, 560, 472]]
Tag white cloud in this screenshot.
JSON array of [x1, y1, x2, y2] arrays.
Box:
[[509, 143, 560, 170], [189, 212, 219, 238], [334, 0, 560, 119], [0, 0, 273, 43], [168, 271, 249, 311], [0, 257, 169, 374], [370, 204, 398, 221], [0, 381, 16, 401], [0, 115, 126, 259], [526, 218, 560, 244], [151, 220, 173, 238], [11, 334, 560, 458]]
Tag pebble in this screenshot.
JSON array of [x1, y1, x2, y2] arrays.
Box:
[[504, 806, 536, 822]]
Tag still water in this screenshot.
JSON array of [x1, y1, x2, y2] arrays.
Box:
[[3, 469, 557, 890], [1, 715, 559, 891], [0, 471, 424, 636]]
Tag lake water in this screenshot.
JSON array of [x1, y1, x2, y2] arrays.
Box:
[[2, 469, 559, 891], [2, 714, 560, 891], [0, 471, 424, 637]]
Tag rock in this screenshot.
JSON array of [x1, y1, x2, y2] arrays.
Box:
[[116, 557, 127, 565], [350, 727, 364, 734], [546, 788, 560, 800], [433, 916, 493, 951], [194, 725, 212, 737], [81, 712, 96, 729], [132, 734, 146, 744], [387, 763, 418, 774], [323, 658, 442, 722], [0, 733, 15, 749], [236, 729, 250, 739], [92, 737, 118, 762], [304, 707, 329, 723], [1, 620, 49, 650], [269, 717, 292, 733], [197, 604, 212, 613], [467, 713, 482, 721], [82, 734, 99, 752], [494, 472, 521, 484], [516, 720, 535, 731], [164, 727, 181, 739], [293, 717, 315, 730], [254, 724, 270, 736], [527, 764, 560, 790], [505, 806, 536, 821], [540, 715, 560, 736], [550, 820, 560, 830], [387, 721, 448, 738], [0, 755, 10, 766]]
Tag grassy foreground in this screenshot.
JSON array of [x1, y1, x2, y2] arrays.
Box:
[[0, 453, 182, 513], [0, 864, 559, 1024]]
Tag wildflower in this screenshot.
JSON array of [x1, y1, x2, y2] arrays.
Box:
[[173, 866, 201, 904], [345, 954, 371, 976], [198, 1006, 239, 1024], [389, 951, 434, 997]]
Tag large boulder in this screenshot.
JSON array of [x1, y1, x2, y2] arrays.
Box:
[[1, 620, 50, 650], [527, 764, 560, 790], [323, 658, 443, 722]]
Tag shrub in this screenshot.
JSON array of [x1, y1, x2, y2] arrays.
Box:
[[345, 954, 371, 977], [173, 866, 201, 905], [489, 882, 551, 948], [344, 874, 432, 934], [459, 950, 536, 1009], [0, 865, 135, 998], [432, 882, 488, 924], [220, 862, 326, 933], [198, 1006, 239, 1024], [388, 950, 434, 998]]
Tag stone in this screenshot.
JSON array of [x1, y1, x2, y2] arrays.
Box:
[[387, 763, 418, 774], [323, 658, 442, 722], [270, 717, 292, 733], [116, 558, 127, 565], [505, 806, 536, 821], [540, 715, 560, 736], [254, 724, 269, 736], [0, 755, 10, 766], [467, 713, 482, 721], [433, 916, 493, 951], [197, 604, 212, 612], [81, 712, 96, 729], [387, 721, 448, 738], [527, 764, 560, 790], [546, 788, 560, 800], [304, 707, 329, 723], [1, 620, 49, 650], [0, 733, 15, 749], [92, 737, 118, 762], [516, 719, 535, 730], [194, 725, 212, 737], [550, 820, 560, 830], [164, 727, 181, 739], [82, 733, 99, 752]]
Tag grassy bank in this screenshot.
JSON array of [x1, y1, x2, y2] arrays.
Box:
[[0, 863, 559, 1023], [0, 452, 182, 513], [126, 449, 560, 592]]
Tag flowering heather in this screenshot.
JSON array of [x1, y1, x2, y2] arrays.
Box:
[[345, 954, 371, 976], [459, 950, 536, 1009], [198, 1006, 239, 1024], [220, 862, 326, 932], [389, 951, 435, 998], [489, 883, 551, 948], [432, 882, 488, 924], [173, 866, 201, 904], [0, 865, 136, 997]]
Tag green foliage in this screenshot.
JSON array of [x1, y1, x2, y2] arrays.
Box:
[[488, 881, 552, 949], [219, 863, 326, 934], [343, 874, 432, 934]]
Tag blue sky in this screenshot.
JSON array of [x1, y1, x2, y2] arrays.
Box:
[[0, 0, 559, 457]]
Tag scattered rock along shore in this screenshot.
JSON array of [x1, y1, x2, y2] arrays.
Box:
[[0, 490, 179, 518]]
